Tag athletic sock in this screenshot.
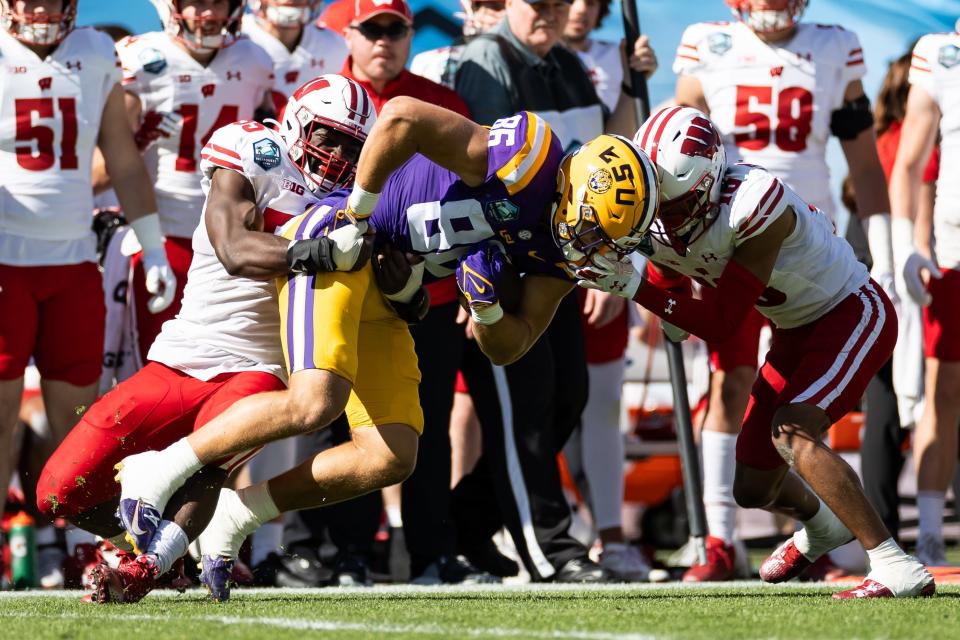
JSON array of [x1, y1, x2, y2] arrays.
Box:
[[865, 537, 932, 596], [237, 482, 280, 525], [794, 499, 851, 561], [199, 485, 279, 560], [161, 438, 203, 488], [251, 521, 284, 567], [916, 491, 945, 541], [145, 520, 189, 575], [701, 430, 738, 544]]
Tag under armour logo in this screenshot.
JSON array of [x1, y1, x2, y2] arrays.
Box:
[[664, 299, 677, 315], [702, 253, 719, 263], [38, 76, 52, 90], [201, 84, 215, 97], [310, 58, 324, 68], [65, 60, 81, 71], [226, 70, 241, 81]]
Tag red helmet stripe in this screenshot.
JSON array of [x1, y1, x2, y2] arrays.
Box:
[[647, 106, 683, 165]]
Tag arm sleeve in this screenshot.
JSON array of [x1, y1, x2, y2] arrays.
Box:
[[633, 259, 766, 343], [646, 261, 693, 296]]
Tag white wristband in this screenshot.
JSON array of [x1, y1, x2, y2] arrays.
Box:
[[470, 302, 504, 326], [891, 216, 915, 269], [863, 212, 893, 275], [129, 213, 165, 255], [347, 185, 380, 219]]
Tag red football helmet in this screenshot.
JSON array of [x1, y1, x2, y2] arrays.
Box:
[[279, 74, 377, 193], [633, 106, 726, 254], [725, 0, 807, 35], [1, 0, 77, 45], [250, 0, 321, 28], [150, 0, 245, 52]]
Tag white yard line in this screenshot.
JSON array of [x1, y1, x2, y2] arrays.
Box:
[[0, 611, 655, 640]]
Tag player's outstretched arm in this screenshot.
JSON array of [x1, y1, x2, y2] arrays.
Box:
[[352, 96, 490, 197], [471, 274, 574, 366], [205, 168, 294, 279]]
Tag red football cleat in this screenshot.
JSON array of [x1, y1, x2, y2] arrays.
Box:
[[64, 543, 105, 590], [832, 578, 936, 600], [683, 536, 735, 582], [760, 538, 812, 583], [89, 554, 159, 604]]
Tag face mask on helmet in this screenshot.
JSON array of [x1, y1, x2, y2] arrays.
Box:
[[652, 171, 719, 254], [2, 0, 77, 46], [726, 0, 806, 35], [154, 0, 244, 52], [551, 136, 659, 269], [289, 118, 362, 193], [253, 0, 318, 27]]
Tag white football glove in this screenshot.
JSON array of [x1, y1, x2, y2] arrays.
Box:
[[903, 251, 942, 306], [129, 213, 177, 314], [142, 249, 177, 314], [891, 217, 941, 306], [328, 220, 369, 271], [661, 320, 689, 343], [576, 253, 644, 299]]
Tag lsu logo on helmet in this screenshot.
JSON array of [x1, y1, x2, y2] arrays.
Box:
[[551, 134, 659, 268]]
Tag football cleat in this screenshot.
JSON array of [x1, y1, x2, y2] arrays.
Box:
[[833, 578, 936, 600], [600, 543, 651, 583], [116, 497, 161, 556], [759, 538, 811, 583], [200, 555, 236, 602], [88, 554, 159, 604], [63, 542, 105, 590], [683, 536, 735, 583]]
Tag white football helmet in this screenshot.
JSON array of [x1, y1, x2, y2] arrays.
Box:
[[1, 0, 77, 45], [279, 74, 377, 194], [250, 0, 320, 28], [633, 106, 726, 254], [150, 0, 245, 52], [725, 0, 807, 35]]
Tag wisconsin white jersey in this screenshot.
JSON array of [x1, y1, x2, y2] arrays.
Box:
[[118, 32, 274, 239], [0, 27, 120, 266], [575, 39, 622, 113], [646, 164, 869, 329], [409, 45, 465, 89], [148, 121, 315, 380], [674, 21, 866, 218], [241, 14, 347, 101], [910, 32, 960, 269]]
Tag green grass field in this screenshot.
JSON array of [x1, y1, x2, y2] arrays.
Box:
[[2, 583, 958, 640]]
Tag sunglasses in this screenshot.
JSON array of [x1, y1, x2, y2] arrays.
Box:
[[352, 21, 411, 41]]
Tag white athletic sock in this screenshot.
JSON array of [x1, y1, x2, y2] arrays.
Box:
[[251, 521, 284, 567], [701, 430, 738, 544], [162, 438, 203, 486], [916, 491, 945, 540], [64, 526, 97, 553], [385, 504, 403, 528], [145, 520, 189, 575], [35, 525, 58, 547], [794, 499, 851, 561], [237, 482, 280, 525], [865, 537, 932, 596], [581, 360, 627, 532]]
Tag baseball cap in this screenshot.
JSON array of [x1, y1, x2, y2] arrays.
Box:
[[352, 0, 414, 25]]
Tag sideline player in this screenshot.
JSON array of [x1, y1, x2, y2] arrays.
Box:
[[0, 0, 173, 524], [888, 28, 960, 566], [672, 0, 894, 580], [113, 101, 659, 594], [241, 0, 347, 113], [36, 75, 375, 603], [97, 0, 275, 365], [574, 106, 934, 599]]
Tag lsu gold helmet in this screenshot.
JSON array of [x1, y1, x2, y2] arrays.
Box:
[[551, 134, 659, 267]]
